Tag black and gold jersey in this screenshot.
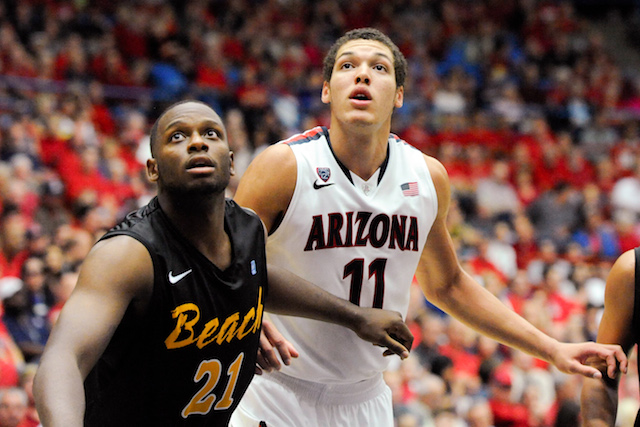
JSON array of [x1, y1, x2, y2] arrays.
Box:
[[84, 197, 266, 426]]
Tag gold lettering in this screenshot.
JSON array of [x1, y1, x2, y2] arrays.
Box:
[[165, 286, 265, 350], [165, 303, 200, 349], [236, 308, 255, 340], [216, 313, 240, 344], [251, 287, 264, 334], [196, 318, 220, 348]]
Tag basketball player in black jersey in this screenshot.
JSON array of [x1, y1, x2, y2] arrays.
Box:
[[581, 248, 640, 426], [33, 100, 413, 426]]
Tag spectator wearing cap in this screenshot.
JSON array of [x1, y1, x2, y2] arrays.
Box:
[[488, 365, 531, 427], [32, 179, 71, 239], [1, 265, 50, 363]]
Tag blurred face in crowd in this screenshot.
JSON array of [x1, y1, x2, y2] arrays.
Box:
[[0, 389, 27, 427], [22, 257, 46, 292], [466, 401, 494, 427]]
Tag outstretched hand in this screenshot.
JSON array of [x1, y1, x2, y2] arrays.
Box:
[[255, 320, 299, 375], [352, 308, 414, 360], [551, 341, 628, 379]]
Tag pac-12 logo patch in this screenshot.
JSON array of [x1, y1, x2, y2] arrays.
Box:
[[316, 167, 331, 182]]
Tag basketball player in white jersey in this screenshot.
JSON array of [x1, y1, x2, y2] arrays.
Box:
[[231, 28, 627, 426]]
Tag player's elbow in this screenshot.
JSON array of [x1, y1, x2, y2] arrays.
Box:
[[422, 270, 464, 308]]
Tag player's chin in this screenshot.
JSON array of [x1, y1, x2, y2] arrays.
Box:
[[185, 179, 229, 195], [347, 116, 376, 128]]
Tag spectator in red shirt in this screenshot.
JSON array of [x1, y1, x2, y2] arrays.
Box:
[[439, 318, 482, 379], [18, 365, 39, 427], [0, 213, 30, 280], [534, 265, 584, 340], [488, 366, 531, 427]]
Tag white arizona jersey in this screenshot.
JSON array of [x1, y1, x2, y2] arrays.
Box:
[[266, 126, 438, 384]]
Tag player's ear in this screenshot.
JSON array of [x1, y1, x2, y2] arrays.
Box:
[[394, 86, 404, 109], [146, 158, 159, 182], [229, 151, 235, 177], [321, 81, 331, 104]]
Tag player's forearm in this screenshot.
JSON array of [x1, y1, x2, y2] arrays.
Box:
[[580, 378, 618, 426], [426, 270, 559, 362], [265, 264, 361, 327], [34, 353, 87, 427]]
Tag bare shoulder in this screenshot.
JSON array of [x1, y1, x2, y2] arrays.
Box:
[[422, 154, 448, 177], [606, 249, 636, 295], [598, 249, 637, 350], [235, 143, 297, 232], [80, 235, 153, 300], [422, 154, 450, 216]]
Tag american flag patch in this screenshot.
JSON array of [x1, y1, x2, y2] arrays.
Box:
[[401, 182, 419, 196]]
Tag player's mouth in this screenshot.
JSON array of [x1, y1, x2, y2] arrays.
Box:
[[186, 156, 215, 174], [349, 88, 372, 107]]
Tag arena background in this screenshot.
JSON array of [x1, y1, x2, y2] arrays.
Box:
[[1, 0, 640, 425]]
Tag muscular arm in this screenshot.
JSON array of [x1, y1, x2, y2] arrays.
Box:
[[416, 155, 626, 379], [33, 236, 153, 427], [265, 264, 412, 358], [581, 249, 636, 426]]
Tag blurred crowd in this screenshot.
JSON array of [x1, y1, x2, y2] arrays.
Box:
[[0, 0, 640, 425]]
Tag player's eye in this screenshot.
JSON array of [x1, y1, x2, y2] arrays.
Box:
[[374, 64, 388, 72], [169, 132, 185, 143], [204, 129, 221, 139]]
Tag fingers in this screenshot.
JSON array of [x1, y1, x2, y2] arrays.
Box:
[[262, 321, 299, 366], [564, 342, 628, 380], [256, 332, 280, 373], [394, 323, 415, 352], [604, 344, 628, 379], [586, 343, 628, 379], [380, 326, 413, 360], [381, 339, 409, 359], [255, 320, 300, 375], [613, 346, 628, 376], [567, 359, 603, 379]]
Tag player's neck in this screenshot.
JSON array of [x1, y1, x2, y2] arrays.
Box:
[[160, 192, 232, 268], [328, 122, 390, 181], [159, 192, 226, 240]]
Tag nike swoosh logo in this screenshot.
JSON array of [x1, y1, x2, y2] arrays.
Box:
[[313, 180, 335, 190], [168, 269, 193, 284]]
